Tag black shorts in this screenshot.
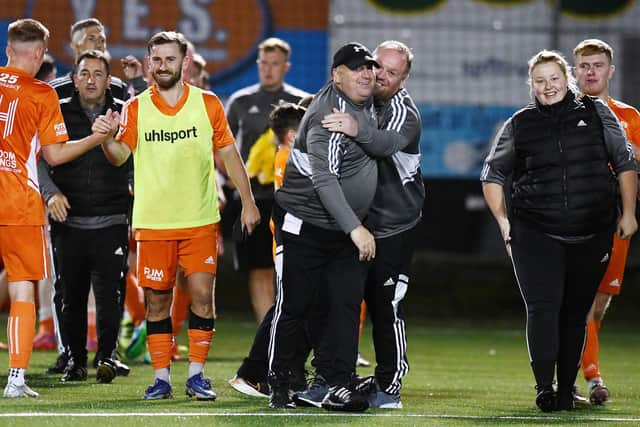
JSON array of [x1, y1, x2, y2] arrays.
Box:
[[232, 198, 275, 271]]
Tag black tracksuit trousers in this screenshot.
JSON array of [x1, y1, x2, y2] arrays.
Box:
[[52, 223, 128, 366], [364, 226, 416, 395], [509, 219, 613, 397], [268, 203, 367, 386]]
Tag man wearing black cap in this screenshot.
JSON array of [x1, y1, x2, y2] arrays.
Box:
[[266, 42, 380, 411], [321, 40, 424, 409]]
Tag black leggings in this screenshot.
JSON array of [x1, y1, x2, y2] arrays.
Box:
[[509, 219, 612, 393]]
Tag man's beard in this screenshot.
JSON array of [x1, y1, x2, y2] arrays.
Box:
[[153, 69, 182, 89]]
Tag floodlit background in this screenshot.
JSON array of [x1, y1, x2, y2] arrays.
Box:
[[3, 0, 640, 319]]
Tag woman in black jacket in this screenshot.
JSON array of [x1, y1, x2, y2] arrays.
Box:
[[481, 50, 637, 412]]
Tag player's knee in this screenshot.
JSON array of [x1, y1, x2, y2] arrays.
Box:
[[145, 289, 172, 319], [190, 302, 214, 320]]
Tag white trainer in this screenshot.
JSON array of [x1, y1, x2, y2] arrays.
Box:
[[3, 382, 39, 398], [228, 375, 270, 398], [356, 353, 371, 367]]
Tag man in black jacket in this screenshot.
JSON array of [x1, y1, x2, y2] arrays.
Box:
[[42, 18, 144, 377], [39, 50, 131, 383]]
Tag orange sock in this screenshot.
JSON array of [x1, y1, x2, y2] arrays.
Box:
[[87, 310, 97, 342], [581, 319, 602, 380], [147, 333, 173, 370], [37, 316, 54, 335], [125, 272, 146, 325], [8, 301, 36, 369], [171, 286, 191, 336], [359, 301, 367, 339], [188, 328, 215, 364]]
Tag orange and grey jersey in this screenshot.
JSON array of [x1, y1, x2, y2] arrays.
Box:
[[361, 88, 424, 238], [275, 81, 378, 233]]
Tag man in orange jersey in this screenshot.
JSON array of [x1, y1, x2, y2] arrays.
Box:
[[573, 38, 640, 405], [1, 18, 116, 398], [94, 31, 260, 401]]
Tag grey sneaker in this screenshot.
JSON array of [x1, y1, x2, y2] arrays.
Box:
[[293, 374, 329, 408], [368, 383, 402, 409], [3, 382, 39, 398]]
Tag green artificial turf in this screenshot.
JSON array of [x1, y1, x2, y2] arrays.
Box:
[[0, 315, 639, 426]]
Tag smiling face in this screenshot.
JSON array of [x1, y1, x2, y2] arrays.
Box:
[[73, 57, 110, 106], [149, 42, 184, 89], [531, 61, 568, 106], [574, 52, 614, 98], [373, 47, 409, 101], [332, 64, 375, 104]]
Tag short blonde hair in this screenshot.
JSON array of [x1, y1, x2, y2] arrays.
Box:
[[8, 18, 49, 44], [258, 37, 291, 60], [573, 39, 614, 64], [527, 50, 577, 96]]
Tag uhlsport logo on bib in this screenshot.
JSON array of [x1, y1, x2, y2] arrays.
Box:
[[144, 126, 199, 144]]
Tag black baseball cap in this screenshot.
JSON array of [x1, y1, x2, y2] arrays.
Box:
[[332, 42, 380, 70]]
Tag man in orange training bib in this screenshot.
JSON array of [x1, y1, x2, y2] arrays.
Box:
[[1, 18, 116, 398]]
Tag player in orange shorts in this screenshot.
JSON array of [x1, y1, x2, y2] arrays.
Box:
[[1, 19, 116, 398], [94, 31, 260, 400], [573, 39, 640, 405]]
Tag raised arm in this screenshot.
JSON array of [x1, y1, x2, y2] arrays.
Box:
[[40, 132, 109, 167], [321, 103, 420, 158], [92, 109, 132, 166]]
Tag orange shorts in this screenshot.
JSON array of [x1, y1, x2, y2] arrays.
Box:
[[598, 233, 630, 295], [0, 225, 50, 282], [136, 224, 219, 291]]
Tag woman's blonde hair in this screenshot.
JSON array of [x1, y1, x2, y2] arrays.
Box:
[[527, 50, 577, 99]]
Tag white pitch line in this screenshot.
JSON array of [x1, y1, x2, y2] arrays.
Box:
[[0, 413, 639, 422]]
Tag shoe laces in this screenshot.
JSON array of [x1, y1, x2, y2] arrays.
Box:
[[193, 373, 211, 388], [307, 374, 327, 389]]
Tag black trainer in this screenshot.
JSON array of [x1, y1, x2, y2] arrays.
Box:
[[47, 353, 69, 375], [61, 363, 88, 382], [93, 352, 130, 377], [289, 368, 308, 393], [321, 384, 369, 412], [96, 358, 117, 383], [268, 374, 295, 409], [535, 384, 556, 412], [113, 358, 130, 377], [354, 375, 377, 394], [556, 388, 575, 411]]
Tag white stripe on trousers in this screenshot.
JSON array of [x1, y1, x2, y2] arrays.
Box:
[[267, 244, 285, 373], [386, 274, 409, 395]]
